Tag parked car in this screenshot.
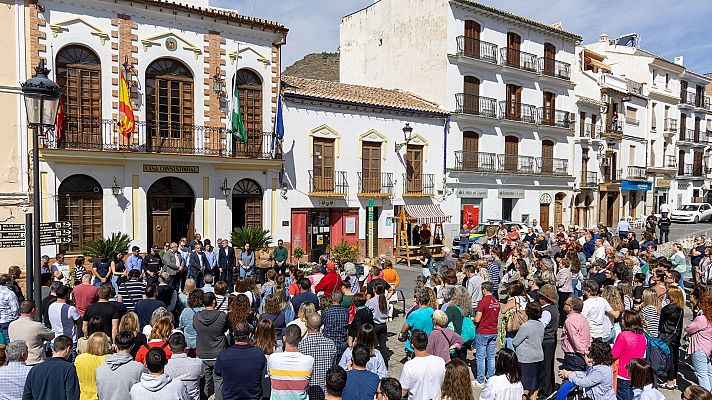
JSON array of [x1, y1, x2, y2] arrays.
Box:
[[452, 220, 525, 255], [670, 203, 712, 223]]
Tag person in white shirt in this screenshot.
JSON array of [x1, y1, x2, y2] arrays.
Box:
[[659, 202, 670, 215], [531, 219, 544, 235], [591, 238, 606, 262], [464, 264, 484, 309], [51, 253, 71, 284], [581, 281, 619, 341], [47, 285, 81, 350], [400, 330, 445, 400], [480, 348, 524, 400]]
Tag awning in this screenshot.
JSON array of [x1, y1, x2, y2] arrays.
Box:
[[588, 59, 612, 72], [405, 204, 452, 224]]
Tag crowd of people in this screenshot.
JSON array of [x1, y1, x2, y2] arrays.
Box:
[[1, 221, 712, 399]]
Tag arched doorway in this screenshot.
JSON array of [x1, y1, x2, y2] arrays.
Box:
[[58, 174, 103, 253], [146, 177, 195, 248], [539, 193, 552, 230], [232, 179, 263, 229], [554, 192, 566, 228]]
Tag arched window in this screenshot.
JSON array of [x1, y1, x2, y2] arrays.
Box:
[[233, 69, 263, 156], [56, 45, 102, 146], [58, 174, 103, 253], [463, 20, 481, 58], [145, 58, 194, 151]]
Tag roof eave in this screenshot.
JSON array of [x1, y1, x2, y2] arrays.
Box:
[[283, 92, 449, 118]]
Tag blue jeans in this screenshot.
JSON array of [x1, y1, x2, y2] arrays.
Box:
[[475, 333, 496, 383], [459, 243, 469, 255], [616, 378, 632, 400], [111, 275, 120, 294], [239, 267, 253, 278], [692, 350, 712, 391]]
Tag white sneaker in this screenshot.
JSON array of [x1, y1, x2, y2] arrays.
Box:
[[473, 380, 486, 389]]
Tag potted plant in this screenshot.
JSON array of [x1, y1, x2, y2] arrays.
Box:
[[229, 227, 272, 250], [81, 232, 131, 260], [331, 241, 359, 264], [292, 247, 305, 268]]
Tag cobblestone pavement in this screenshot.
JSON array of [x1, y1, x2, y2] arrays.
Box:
[[386, 263, 691, 398]]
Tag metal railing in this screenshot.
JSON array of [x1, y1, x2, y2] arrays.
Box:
[[357, 172, 393, 195], [538, 108, 572, 128], [626, 166, 647, 180], [538, 57, 571, 80], [602, 168, 622, 182], [582, 171, 598, 187], [662, 155, 677, 169], [626, 79, 644, 96], [455, 36, 498, 63], [681, 91, 696, 106], [454, 93, 497, 118], [581, 123, 602, 139], [43, 117, 280, 159], [705, 97, 712, 110], [498, 101, 537, 123], [308, 171, 348, 194], [664, 118, 677, 133], [607, 120, 623, 134], [453, 151, 568, 175], [402, 173, 434, 195], [679, 163, 705, 177], [500, 48, 538, 72]]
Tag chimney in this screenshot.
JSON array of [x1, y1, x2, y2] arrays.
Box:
[[599, 33, 609, 43], [674, 56, 684, 66]]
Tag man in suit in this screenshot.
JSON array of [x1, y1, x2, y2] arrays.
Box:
[[218, 239, 236, 292], [188, 243, 209, 288], [162, 242, 185, 289]]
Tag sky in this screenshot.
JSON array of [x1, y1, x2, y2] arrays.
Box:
[[214, 0, 712, 74]]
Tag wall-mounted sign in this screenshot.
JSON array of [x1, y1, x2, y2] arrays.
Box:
[[455, 188, 489, 198], [345, 216, 356, 234], [657, 179, 672, 188], [319, 200, 335, 206], [498, 189, 525, 199], [678, 181, 690, 190], [621, 180, 652, 191], [143, 164, 199, 174]]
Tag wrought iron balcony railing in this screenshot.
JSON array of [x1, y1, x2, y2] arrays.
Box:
[[308, 171, 348, 195], [538, 108, 572, 128], [498, 101, 537, 124], [402, 173, 434, 195], [454, 93, 497, 118], [357, 172, 393, 196], [538, 57, 571, 80], [455, 36, 498, 64], [626, 166, 647, 180], [500, 47, 538, 72], [582, 171, 598, 187], [662, 155, 677, 169], [602, 168, 622, 182], [43, 117, 280, 159], [581, 123, 602, 139], [664, 118, 677, 133], [453, 151, 569, 176]]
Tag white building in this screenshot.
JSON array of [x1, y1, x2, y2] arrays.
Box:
[[276, 76, 449, 261], [22, 0, 288, 257], [340, 0, 580, 231]]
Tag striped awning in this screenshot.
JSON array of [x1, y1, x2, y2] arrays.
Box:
[[405, 204, 452, 224]]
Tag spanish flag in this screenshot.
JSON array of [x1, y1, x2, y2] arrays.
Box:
[[118, 70, 135, 137]]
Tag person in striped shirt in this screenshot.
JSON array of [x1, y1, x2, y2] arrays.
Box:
[[268, 324, 314, 400], [118, 270, 146, 312]]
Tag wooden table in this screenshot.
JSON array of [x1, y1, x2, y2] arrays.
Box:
[[394, 244, 445, 266]]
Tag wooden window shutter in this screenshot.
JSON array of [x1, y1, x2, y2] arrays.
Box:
[[504, 136, 518, 171], [464, 20, 480, 58], [361, 142, 381, 192], [543, 43, 556, 75], [462, 131, 479, 170], [541, 140, 554, 172]]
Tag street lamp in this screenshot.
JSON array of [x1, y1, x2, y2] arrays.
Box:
[[220, 178, 231, 197], [122, 56, 137, 88], [212, 67, 225, 96], [395, 123, 414, 152], [111, 176, 123, 196], [21, 59, 61, 321]]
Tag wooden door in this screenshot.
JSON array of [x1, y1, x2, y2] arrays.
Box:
[[463, 20, 480, 58], [504, 136, 518, 171], [591, 114, 598, 137], [462, 131, 479, 170], [148, 198, 171, 248], [539, 203, 550, 231], [362, 141, 381, 192], [244, 198, 262, 228], [313, 138, 335, 192], [150, 77, 193, 151], [678, 149, 685, 175], [681, 80, 688, 102], [694, 151, 703, 176], [697, 85, 704, 107], [406, 145, 423, 192], [695, 117, 701, 142], [507, 32, 521, 67], [541, 140, 554, 173], [680, 113, 687, 140], [554, 199, 564, 227], [463, 76, 480, 113], [543, 92, 556, 125], [544, 43, 556, 75], [506, 85, 522, 120]]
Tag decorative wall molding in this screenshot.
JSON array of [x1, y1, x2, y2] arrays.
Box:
[[49, 17, 110, 45], [140, 31, 202, 59]]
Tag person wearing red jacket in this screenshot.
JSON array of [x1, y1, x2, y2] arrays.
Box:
[[315, 262, 343, 297]]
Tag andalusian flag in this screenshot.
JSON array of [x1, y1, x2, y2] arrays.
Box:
[[231, 73, 247, 145], [118, 70, 135, 137]]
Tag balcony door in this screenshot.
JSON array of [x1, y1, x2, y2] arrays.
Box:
[[233, 69, 264, 156], [507, 32, 521, 67], [56, 45, 102, 147], [697, 85, 704, 107], [146, 58, 194, 152], [462, 131, 479, 170], [680, 113, 687, 140], [506, 84, 522, 120], [406, 145, 423, 192], [678, 149, 685, 175], [681, 80, 688, 102], [543, 43, 556, 75], [313, 138, 335, 192], [694, 151, 703, 176], [542, 92, 556, 125], [463, 76, 480, 114], [695, 117, 701, 142], [464, 20, 480, 58], [504, 136, 519, 172], [361, 141, 381, 192], [541, 140, 554, 173]]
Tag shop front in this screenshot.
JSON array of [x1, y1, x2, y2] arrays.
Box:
[[290, 207, 359, 262], [621, 180, 652, 218], [455, 188, 487, 229]]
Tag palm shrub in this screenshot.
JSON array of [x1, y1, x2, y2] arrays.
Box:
[[81, 232, 131, 260], [230, 227, 272, 249]]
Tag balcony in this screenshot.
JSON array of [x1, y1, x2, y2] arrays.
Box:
[[602, 168, 622, 183], [705, 97, 712, 111], [664, 118, 677, 134], [454, 93, 497, 118], [603, 120, 623, 137], [455, 36, 498, 64], [538, 57, 571, 80], [626, 166, 647, 180], [647, 154, 677, 174], [680, 91, 696, 107], [43, 117, 280, 159], [580, 123, 603, 140], [582, 171, 598, 188], [538, 108, 573, 129], [453, 151, 569, 176], [498, 101, 537, 124], [626, 79, 644, 96], [599, 73, 628, 93], [357, 172, 393, 197], [308, 171, 348, 196], [402, 173, 434, 196], [500, 48, 538, 73], [662, 155, 677, 169]]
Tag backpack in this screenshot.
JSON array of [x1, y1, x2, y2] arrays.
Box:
[[645, 333, 671, 379], [458, 308, 476, 343]]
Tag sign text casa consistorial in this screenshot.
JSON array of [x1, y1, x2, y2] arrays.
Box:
[[143, 164, 200, 174]]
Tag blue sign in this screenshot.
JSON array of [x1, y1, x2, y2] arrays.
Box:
[[621, 180, 652, 191]]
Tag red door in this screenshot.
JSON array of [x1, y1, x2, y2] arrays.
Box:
[[331, 209, 359, 246], [462, 205, 479, 229], [290, 210, 308, 256]]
